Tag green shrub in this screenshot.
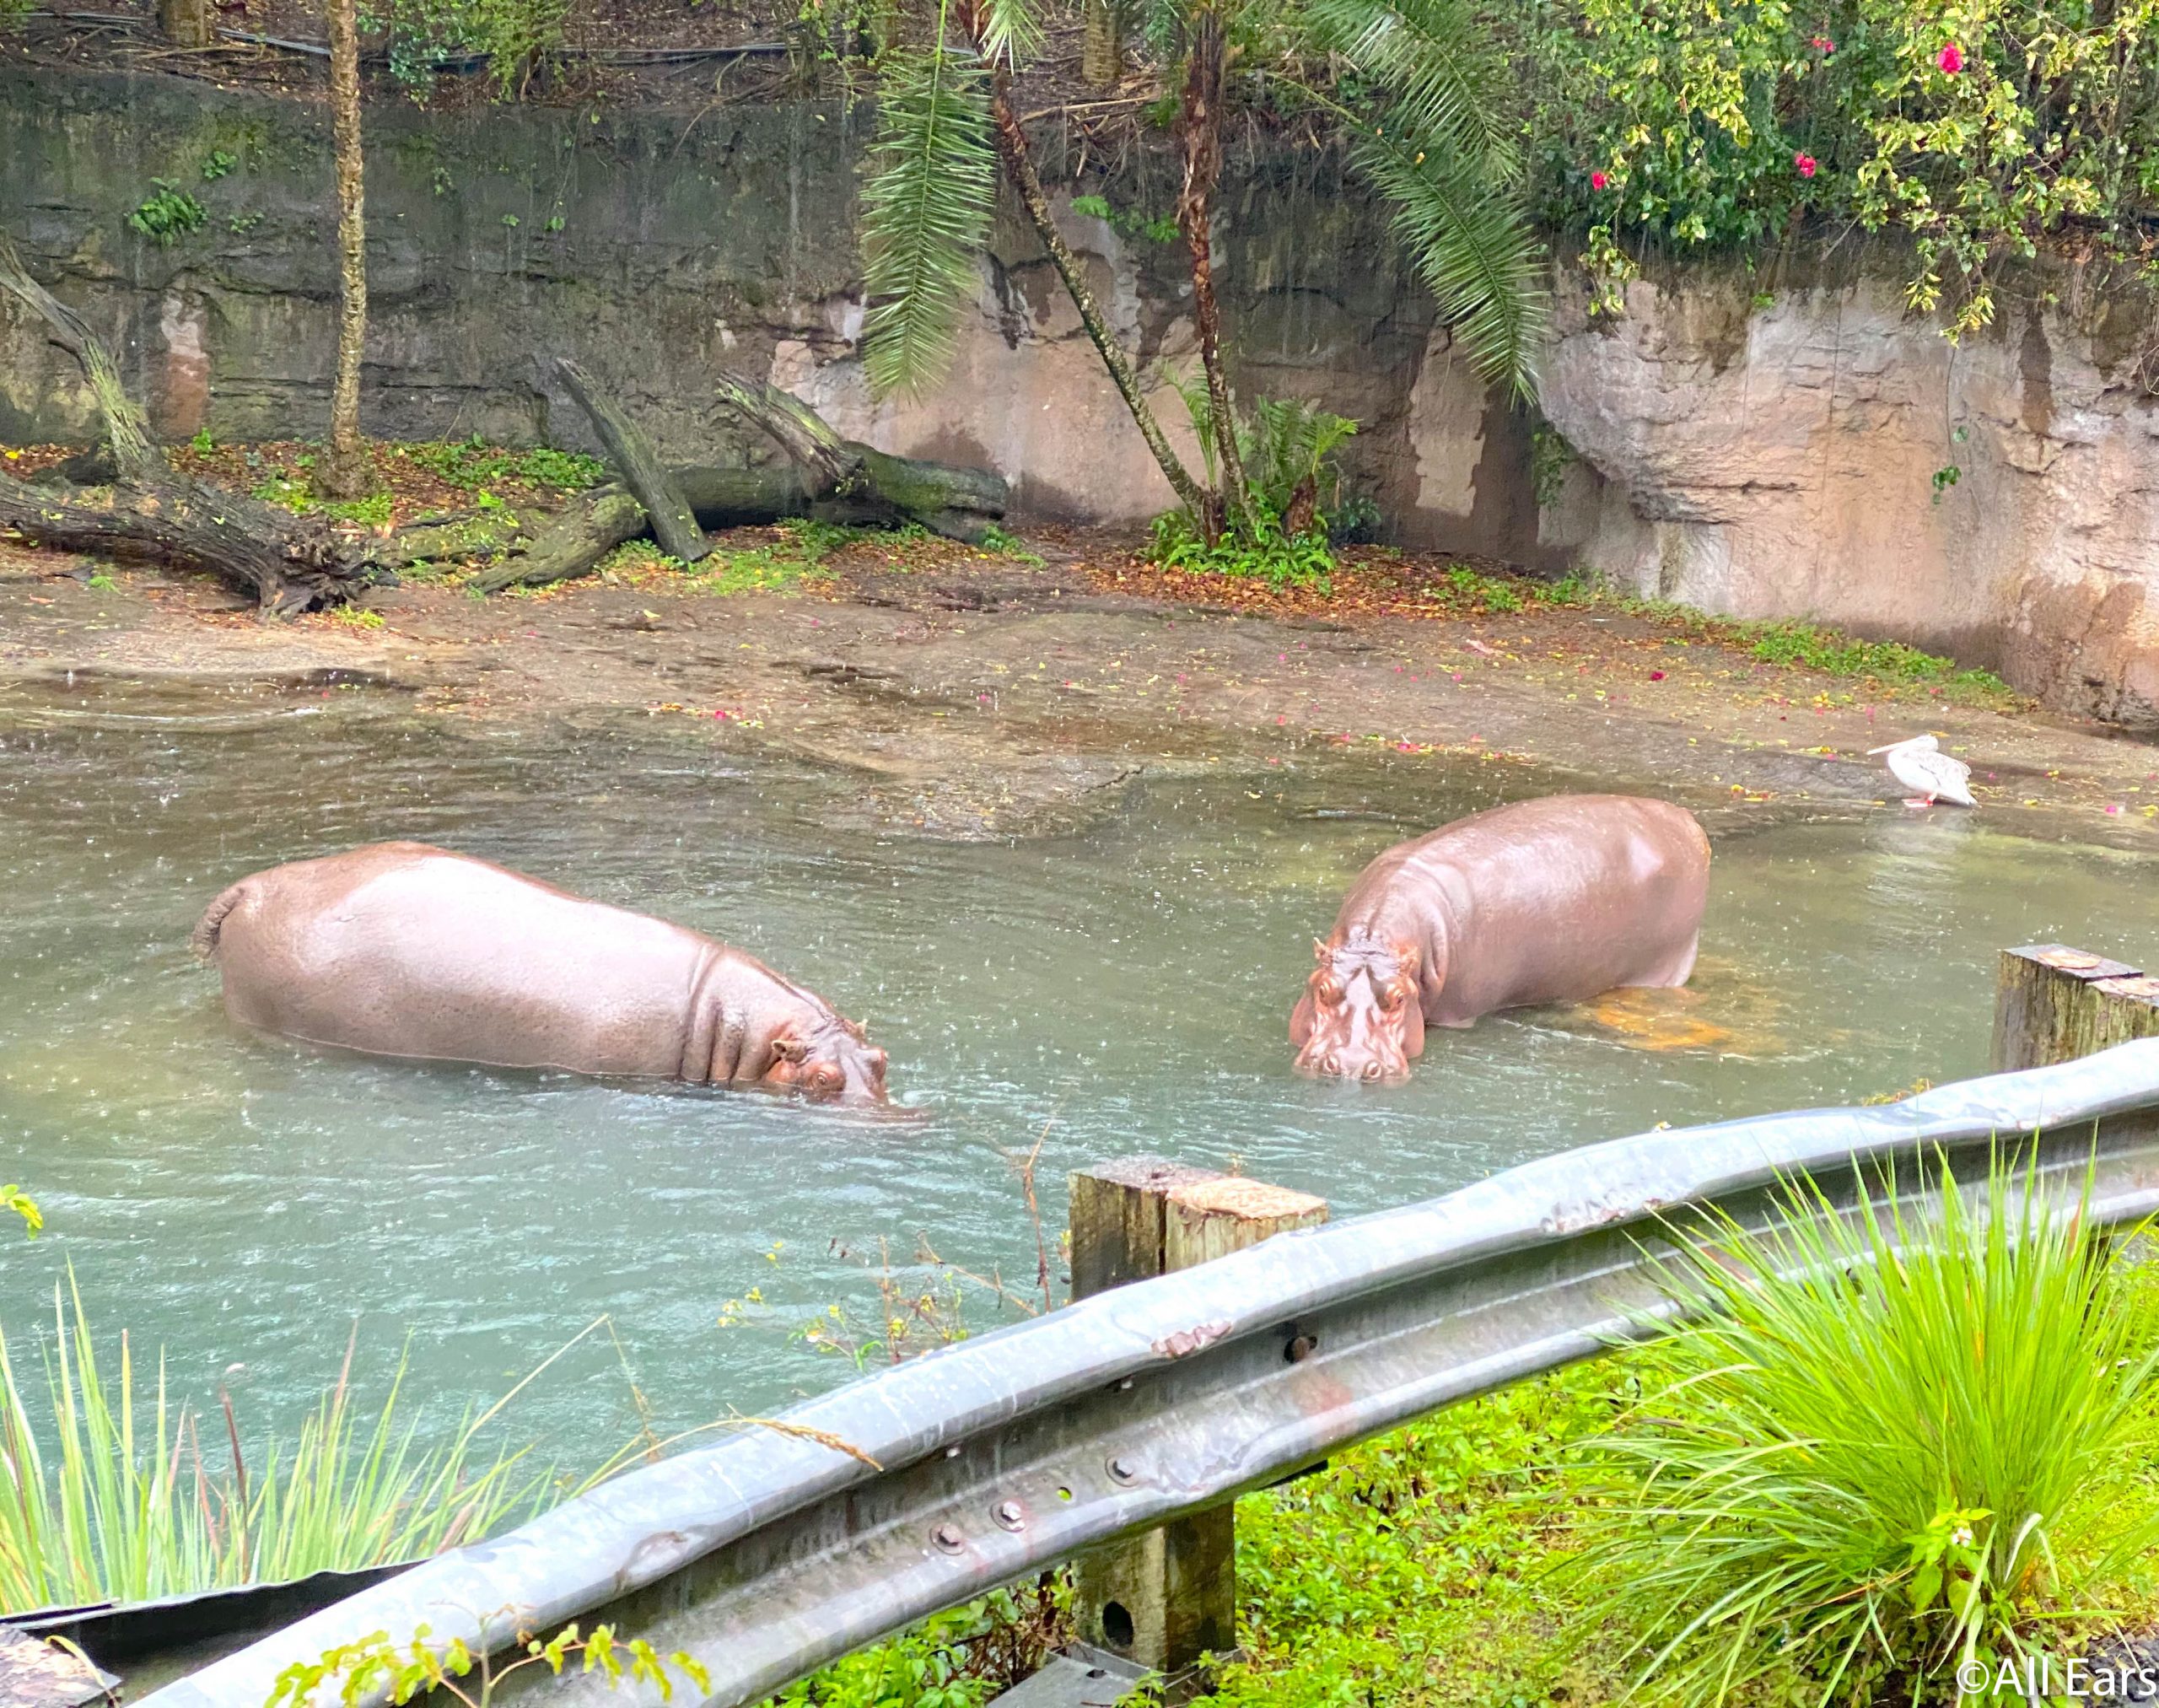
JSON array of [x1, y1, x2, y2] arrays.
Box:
[[1510, 0, 2159, 337], [368, 0, 568, 97], [1570, 1156, 2159, 1705], [1148, 509, 1334, 590]]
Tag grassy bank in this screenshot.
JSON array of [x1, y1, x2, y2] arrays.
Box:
[[782, 1170, 2159, 1708]]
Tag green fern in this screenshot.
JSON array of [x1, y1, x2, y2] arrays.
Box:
[[859, 8, 999, 398], [1300, 0, 1545, 396], [1350, 120, 1546, 397], [1244, 396, 1357, 515], [1302, 0, 1516, 173]]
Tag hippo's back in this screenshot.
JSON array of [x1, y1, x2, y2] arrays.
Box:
[[1373, 794, 1709, 1022], [197, 842, 711, 1077]]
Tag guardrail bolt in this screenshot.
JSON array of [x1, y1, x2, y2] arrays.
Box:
[[1106, 1455, 1138, 1484], [993, 1499, 1026, 1530], [930, 1522, 964, 1553]]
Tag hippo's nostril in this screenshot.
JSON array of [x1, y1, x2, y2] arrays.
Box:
[[1321, 1053, 1340, 1075], [1361, 1061, 1382, 1080]]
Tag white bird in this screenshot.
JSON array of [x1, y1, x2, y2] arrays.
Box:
[[1867, 733, 1977, 807]]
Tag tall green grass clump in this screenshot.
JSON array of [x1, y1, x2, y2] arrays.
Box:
[[1574, 1157, 2159, 1705], [0, 1279, 555, 1610]]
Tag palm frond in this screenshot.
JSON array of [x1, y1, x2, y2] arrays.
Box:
[[1302, 0, 1516, 174], [973, 0, 1042, 70], [860, 26, 999, 398], [1349, 118, 1546, 399]]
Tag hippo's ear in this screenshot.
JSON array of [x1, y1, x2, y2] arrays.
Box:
[[1289, 991, 1315, 1047], [771, 1035, 809, 1064], [1312, 937, 1329, 964]]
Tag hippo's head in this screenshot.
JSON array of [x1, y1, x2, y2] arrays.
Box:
[[763, 1016, 891, 1106], [1289, 930, 1424, 1084]]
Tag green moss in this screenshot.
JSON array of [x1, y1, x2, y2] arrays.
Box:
[[395, 437, 607, 493]]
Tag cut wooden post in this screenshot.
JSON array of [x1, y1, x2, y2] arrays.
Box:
[[556, 358, 712, 563], [1068, 1160, 1328, 1695], [1992, 946, 2159, 1073]]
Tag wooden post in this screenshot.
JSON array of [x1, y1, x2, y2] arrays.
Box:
[[1992, 946, 2159, 1073], [1068, 1160, 1327, 1695]]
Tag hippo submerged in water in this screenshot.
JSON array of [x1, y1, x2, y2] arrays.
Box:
[[1292, 794, 1710, 1083], [194, 843, 890, 1105]]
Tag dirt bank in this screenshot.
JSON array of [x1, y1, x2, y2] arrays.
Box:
[[3, 531, 2156, 845]]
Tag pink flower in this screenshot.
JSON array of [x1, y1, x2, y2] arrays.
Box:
[[1938, 41, 1963, 73], [1649, 669, 1666, 681], [1591, 170, 1609, 191], [1795, 151, 1818, 177], [1809, 33, 1834, 52]]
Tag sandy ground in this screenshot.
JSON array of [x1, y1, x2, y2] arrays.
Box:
[[3, 534, 2156, 846]]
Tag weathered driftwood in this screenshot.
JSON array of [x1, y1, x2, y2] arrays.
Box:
[[0, 234, 374, 612], [466, 379, 1011, 593], [556, 358, 712, 564]]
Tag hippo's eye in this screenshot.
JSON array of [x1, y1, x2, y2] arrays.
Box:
[[1315, 974, 1343, 1003], [1376, 981, 1404, 1011]]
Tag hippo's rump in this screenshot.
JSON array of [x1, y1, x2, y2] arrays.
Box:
[[1376, 795, 1709, 1024], [200, 842, 712, 1078]]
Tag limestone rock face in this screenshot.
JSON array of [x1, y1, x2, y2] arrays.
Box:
[[0, 67, 1533, 558], [1536, 269, 2159, 727]]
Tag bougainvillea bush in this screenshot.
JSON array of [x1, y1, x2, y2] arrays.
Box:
[[1505, 0, 2159, 332]]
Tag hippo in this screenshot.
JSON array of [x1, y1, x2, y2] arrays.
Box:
[[1291, 794, 1710, 1083], [193, 843, 890, 1105]]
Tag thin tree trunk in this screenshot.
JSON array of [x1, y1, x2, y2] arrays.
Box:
[[983, 67, 1209, 520], [156, 0, 213, 46], [318, 0, 371, 500], [1080, 0, 1120, 89], [1176, 10, 1252, 540]]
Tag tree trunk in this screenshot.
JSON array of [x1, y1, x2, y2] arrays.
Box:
[[983, 67, 1209, 521], [317, 0, 372, 501], [557, 358, 713, 563], [0, 233, 374, 610], [1176, 11, 1252, 541], [156, 0, 213, 47], [1081, 0, 1121, 89]]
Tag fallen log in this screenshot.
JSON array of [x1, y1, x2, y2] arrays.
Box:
[[556, 358, 712, 564], [0, 233, 376, 612], [712, 374, 1008, 540], [464, 377, 1012, 594]]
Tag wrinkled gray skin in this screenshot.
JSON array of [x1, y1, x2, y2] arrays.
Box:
[[195, 843, 890, 1105], [1292, 795, 1710, 1083]]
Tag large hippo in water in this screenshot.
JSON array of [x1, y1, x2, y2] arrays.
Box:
[[194, 843, 891, 1105], [1292, 794, 1709, 1083]]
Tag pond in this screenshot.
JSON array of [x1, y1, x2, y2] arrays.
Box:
[[3, 671, 2156, 1471]]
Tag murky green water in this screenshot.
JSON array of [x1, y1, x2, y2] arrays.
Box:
[[3, 672, 2156, 1471]]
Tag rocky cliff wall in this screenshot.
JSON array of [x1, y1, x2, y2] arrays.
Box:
[[6, 69, 2158, 725], [0, 67, 1534, 556], [1536, 265, 2159, 728]]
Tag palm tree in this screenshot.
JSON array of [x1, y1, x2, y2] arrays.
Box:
[[859, 0, 1544, 546]]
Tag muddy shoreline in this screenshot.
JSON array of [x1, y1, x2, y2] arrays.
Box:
[[3, 534, 2156, 848]]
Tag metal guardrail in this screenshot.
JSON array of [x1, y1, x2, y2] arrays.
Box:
[[144, 1038, 2159, 1708]]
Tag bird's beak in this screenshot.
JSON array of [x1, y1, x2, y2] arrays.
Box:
[[1866, 743, 1898, 755]]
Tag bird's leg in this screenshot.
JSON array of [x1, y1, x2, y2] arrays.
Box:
[[1903, 796, 1933, 810]]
